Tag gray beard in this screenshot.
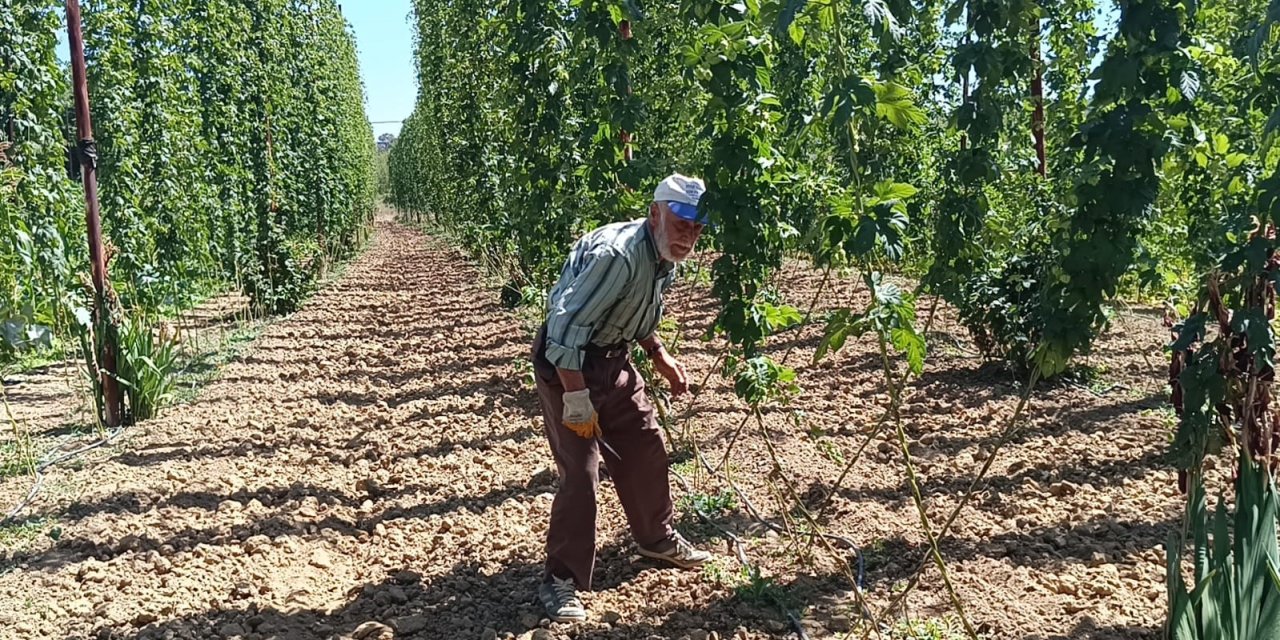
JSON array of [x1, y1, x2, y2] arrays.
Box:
[[654, 217, 686, 263]]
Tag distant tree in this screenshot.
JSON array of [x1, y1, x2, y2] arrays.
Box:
[[376, 133, 397, 152]]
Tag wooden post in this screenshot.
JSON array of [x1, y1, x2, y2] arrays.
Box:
[[960, 34, 970, 152], [65, 0, 123, 428], [620, 19, 632, 163], [1031, 20, 1047, 178]]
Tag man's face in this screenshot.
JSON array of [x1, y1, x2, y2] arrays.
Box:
[[653, 202, 704, 263]]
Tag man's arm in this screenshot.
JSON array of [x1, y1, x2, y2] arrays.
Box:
[[640, 332, 688, 395], [556, 368, 587, 392], [638, 334, 663, 358], [637, 332, 665, 363]]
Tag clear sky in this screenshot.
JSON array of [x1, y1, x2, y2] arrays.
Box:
[[344, 1, 417, 139]]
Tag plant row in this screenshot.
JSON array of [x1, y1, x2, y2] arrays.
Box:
[[1, 0, 377, 366], [391, 0, 1280, 635]]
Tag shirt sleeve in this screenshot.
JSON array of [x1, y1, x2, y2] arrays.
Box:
[[545, 248, 632, 370]]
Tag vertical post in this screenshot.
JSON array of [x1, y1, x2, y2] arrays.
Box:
[[959, 34, 969, 152], [65, 0, 123, 428], [619, 19, 633, 164], [1031, 19, 1047, 178], [960, 71, 969, 152]]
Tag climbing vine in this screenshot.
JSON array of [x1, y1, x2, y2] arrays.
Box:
[[0, 0, 375, 365], [0, 1, 84, 360], [1166, 1, 1280, 634]]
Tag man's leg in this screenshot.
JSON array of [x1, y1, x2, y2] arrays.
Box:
[[597, 361, 675, 549], [534, 366, 602, 591]]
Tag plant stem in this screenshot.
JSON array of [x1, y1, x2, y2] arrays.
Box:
[[816, 294, 941, 519], [875, 369, 1040, 626], [878, 334, 978, 640]]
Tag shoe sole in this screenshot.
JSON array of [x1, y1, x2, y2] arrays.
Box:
[[636, 547, 710, 569]]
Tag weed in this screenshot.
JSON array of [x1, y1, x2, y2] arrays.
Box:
[[890, 615, 971, 640], [701, 558, 746, 588], [733, 565, 791, 609], [4, 345, 66, 376], [116, 314, 181, 422], [807, 425, 845, 465], [1140, 405, 1177, 433], [671, 458, 698, 479], [858, 538, 894, 573], [512, 357, 535, 390], [817, 440, 844, 465], [679, 488, 737, 517], [0, 441, 35, 478], [0, 518, 44, 549]]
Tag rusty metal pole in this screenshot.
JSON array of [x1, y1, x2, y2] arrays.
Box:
[[65, 0, 123, 428], [1031, 20, 1047, 178], [619, 20, 633, 163]]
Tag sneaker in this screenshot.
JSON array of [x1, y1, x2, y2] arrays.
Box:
[[637, 532, 711, 569], [538, 576, 587, 622]]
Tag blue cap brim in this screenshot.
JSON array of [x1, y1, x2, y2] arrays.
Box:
[[667, 201, 708, 224]]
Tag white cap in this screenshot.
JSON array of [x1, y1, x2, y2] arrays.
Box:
[[653, 173, 708, 223], [653, 173, 705, 207]]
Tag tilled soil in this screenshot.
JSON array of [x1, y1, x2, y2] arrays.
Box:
[[0, 217, 1182, 640]]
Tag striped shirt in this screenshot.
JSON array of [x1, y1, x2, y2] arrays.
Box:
[[544, 219, 676, 370]]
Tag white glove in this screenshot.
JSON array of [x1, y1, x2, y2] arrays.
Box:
[[562, 389, 595, 425]]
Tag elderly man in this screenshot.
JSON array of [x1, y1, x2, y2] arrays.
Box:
[[530, 173, 713, 621]]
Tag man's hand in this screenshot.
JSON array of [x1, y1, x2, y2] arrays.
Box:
[[562, 389, 601, 439], [651, 348, 688, 396]]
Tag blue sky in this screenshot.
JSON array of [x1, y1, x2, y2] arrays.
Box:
[[345, 1, 416, 139]]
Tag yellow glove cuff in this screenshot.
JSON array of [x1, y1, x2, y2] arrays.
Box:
[[564, 414, 602, 439]]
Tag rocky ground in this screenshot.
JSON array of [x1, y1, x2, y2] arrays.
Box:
[[0, 215, 1185, 639]]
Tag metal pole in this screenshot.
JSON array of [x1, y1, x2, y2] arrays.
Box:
[[1031, 20, 1047, 178], [65, 0, 123, 428]]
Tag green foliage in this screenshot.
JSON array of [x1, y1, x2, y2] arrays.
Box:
[[0, 2, 84, 363], [729, 354, 799, 407], [0, 0, 374, 373], [389, 0, 944, 409], [0, 440, 36, 479], [391, 0, 656, 289], [1165, 3, 1280, 632], [1036, 0, 1199, 377], [816, 273, 924, 375], [683, 1, 789, 363], [0, 517, 46, 548], [375, 150, 390, 197], [890, 616, 970, 640], [679, 488, 738, 517], [732, 564, 790, 608], [926, 0, 1200, 378]]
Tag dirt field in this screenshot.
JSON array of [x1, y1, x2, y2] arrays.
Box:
[[0, 216, 1183, 639]]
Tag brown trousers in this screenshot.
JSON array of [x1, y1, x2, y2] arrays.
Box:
[[531, 326, 674, 589]]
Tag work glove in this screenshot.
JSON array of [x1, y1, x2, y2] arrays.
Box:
[[562, 389, 602, 439]]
